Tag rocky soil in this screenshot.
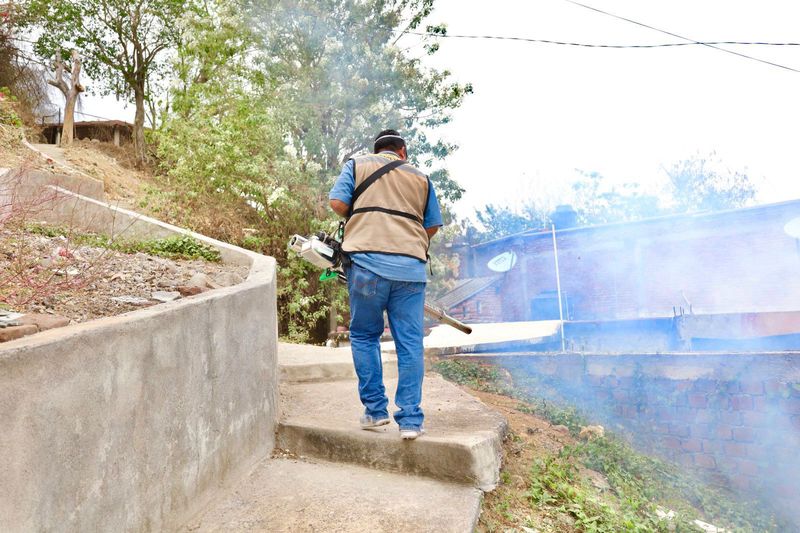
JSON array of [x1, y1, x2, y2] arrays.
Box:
[[0, 228, 249, 325]]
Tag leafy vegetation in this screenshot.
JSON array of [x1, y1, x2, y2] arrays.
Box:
[[28, 224, 221, 262], [434, 359, 782, 532]]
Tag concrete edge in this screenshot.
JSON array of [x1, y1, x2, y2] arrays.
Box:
[[0, 181, 276, 355], [276, 422, 506, 490]]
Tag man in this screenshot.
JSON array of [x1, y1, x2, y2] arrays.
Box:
[[329, 129, 442, 440]]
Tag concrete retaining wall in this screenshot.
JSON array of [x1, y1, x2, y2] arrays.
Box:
[[0, 176, 278, 531]]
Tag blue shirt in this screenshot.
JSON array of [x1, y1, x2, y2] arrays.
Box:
[[329, 153, 443, 283]]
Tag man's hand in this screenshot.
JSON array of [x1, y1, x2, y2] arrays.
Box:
[[426, 226, 440, 238], [330, 199, 349, 217]]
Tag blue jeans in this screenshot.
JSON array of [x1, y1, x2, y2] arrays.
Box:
[[346, 263, 425, 430]]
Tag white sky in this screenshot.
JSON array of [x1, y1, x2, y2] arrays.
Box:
[[78, 0, 800, 220], [413, 0, 800, 218]]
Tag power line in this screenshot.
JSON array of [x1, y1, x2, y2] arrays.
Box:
[[560, 0, 800, 74], [402, 30, 800, 50]]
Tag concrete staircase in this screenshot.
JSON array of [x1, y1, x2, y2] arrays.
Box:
[[186, 343, 507, 532]]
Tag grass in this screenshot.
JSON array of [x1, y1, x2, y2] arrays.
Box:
[[433, 359, 783, 533], [27, 224, 221, 262]]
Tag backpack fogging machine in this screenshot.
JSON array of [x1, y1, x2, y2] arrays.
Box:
[[288, 229, 472, 335]]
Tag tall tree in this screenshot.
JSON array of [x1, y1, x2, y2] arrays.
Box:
[[665, 152, 756, 212], [47, 49, 84, 146], [245, 0, 471, 203], [26, 0, 187, 165]]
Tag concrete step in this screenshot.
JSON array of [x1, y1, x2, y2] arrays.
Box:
[[278, 342, 398, 383], [184, 457, 482, 532], [276, 374, 507, 490]]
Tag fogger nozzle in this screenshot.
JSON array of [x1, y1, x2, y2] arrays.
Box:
[[288, 235, 308, 254]]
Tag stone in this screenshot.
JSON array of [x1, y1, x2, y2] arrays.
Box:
[[0, 324, 38, 342], [214, 272, 245, 287], [111, 296, 152, 306], [18, 313, 70, 332], [176, 285, 205, 297], [579, 424, 605, 441], [187, 272, 219, 290], [151, 291, 181, 303]]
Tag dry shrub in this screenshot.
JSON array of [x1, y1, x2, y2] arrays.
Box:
[[0, 166, 105, 309]]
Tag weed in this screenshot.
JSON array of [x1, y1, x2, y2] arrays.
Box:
[[27, 224, 221, 262], [435, 359, 784, 533]]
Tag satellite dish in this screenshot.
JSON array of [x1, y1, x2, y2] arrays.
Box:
[[785, 217, 800, 239], [487, 251, 517, 273]]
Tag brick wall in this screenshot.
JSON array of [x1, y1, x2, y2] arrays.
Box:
[[466, 352, 800, 524], [460, 201, 800, 322]]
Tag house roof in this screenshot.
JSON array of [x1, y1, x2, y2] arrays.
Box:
[[42, 120, 133, 129], [472, 197, 800, 250], [434, 276, 502, 310]]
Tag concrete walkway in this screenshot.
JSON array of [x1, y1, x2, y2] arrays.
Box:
[[186, 342, 508, 532]]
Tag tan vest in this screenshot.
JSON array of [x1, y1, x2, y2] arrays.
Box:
[[343, 152, 430, 262]]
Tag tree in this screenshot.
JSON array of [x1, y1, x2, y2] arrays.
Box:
[[665, 152, 756, 212], [471, 203, 551, 241], [26, 0, 188, 165], [47, 49, 83, 146], [245, 0, 471, 204], [571, 171, 664, 226]]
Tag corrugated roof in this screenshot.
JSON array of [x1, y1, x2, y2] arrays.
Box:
[[434, 276, 502, 310], [472, 197, 800, 249]]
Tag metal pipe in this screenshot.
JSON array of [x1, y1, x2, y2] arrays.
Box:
[[551, 224, 566, 352]]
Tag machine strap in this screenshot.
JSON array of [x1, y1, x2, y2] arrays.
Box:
[[348, 159, 406, 217]]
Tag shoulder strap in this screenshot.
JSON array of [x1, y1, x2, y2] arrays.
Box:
[[348, 159, 406, 217]]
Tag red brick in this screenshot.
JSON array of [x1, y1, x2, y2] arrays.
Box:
[[681, 438, 703, 452], [729, 475, 751, 491], [694, 454, 717, 469], [730, 395, 754, 411], [780, 398, 800, 415], [715, 425, 733, 440], [693, 380, 718, 393], [612, 390, 629, 402], [0, 324, 38, 343], [694, 409, 714, 423], [673, 407, 698, 423], [702, 439, 721, 453], [764, 379, 783, 395], [732, 427, 755, 443], [669, 424, 690, 437], [718, 411, 742, 425], [739, 381, 765, 395], [18, 313, 70, 331], [723, 442, 749, 458], [741, 411, 768, 427], [688, 394, 708, 408], [752, 396, 770, 412], [675, 381, 693, 392], [691, 424, 713, 439], [735, 459, 760, 477], [652, 422, 671, 434], [662, 436, 681, 450]]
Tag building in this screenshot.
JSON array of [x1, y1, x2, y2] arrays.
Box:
[[440, 200, 800, 349], [41, 120, 133, 146]]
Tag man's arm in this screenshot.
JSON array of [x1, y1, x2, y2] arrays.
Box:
[[330, 199, 349, 218], [426, 226, 439, 238]]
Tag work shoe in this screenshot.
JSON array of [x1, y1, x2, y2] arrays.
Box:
[[360, 414, 391, 429], [400, 427, 426, 440]]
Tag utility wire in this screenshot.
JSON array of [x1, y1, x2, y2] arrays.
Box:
[[402, 30, 800, 50], [561, 0, 800, 74]]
